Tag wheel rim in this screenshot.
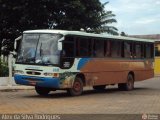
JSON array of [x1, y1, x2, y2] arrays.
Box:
[[68, 77, 83, 96], [73, 81, 81, 92], [127, 76, 134, 90]]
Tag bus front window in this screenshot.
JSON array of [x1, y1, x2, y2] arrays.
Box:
[[16, 33, 63, 66]]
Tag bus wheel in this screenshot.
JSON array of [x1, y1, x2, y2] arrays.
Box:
[[35, 86, 50, 96], [93, 85, 106, 90], [118, 74, 134, 91], [67, 77, 83, 96]]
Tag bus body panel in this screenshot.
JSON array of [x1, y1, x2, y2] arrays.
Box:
[[80, 58, 154, 86], [14, 74, 60, 88], [14, 59, 81, 89], [14, 57, 154, 89]]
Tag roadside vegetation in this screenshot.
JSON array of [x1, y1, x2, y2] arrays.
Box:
[[0, 60, 9, 77]]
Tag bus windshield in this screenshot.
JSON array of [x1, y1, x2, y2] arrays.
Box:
[[16, 33, 63, 66]]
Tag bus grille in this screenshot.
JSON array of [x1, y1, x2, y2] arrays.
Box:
[[26, 71, 41, 75]]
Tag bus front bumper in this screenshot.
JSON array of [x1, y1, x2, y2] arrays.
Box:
[[14, 74, 60, 88]]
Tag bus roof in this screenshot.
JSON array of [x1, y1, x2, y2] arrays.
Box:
[[23, 29, 154, 43]]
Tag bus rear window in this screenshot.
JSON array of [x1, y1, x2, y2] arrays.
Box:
[[146, 44, 154, 58]]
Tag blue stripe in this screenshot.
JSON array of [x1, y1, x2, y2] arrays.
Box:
[[77, 58, 91, 70], [14, 74, 60, 88]]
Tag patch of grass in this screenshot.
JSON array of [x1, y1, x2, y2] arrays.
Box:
[[0, 60, 9, 77]]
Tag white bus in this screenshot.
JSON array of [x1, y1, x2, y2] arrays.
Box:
[[14, 30, 154, 96]]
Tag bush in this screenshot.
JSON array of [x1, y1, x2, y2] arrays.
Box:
[[0, 60, 9, 77]]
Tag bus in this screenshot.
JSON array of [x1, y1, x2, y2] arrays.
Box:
[[14, 30, 154, 96]]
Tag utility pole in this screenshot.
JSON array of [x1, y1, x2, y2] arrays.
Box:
[[8, 54, 13, 87]]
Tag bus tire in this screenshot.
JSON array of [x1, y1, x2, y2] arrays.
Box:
[[67, 77, 83, 96], [118, 83, 125, 90], [93, 85, 106, 90], [118, 74, 134, 91], [35, 86, 50, 96]]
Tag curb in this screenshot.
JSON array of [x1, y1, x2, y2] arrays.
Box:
[[0, 86, 34, 91]]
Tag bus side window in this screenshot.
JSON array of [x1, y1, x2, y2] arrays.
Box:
[[63, 36, 75, 57], [124, 42, 131, 58], [135, 43, 141, 58], [76, 38, 80, 57], [111, 41, 122, 58], [95, 39, 104, 57], [105, 40, 111, 57], [76, 37, 89, 57], [131, 42, 134, 58], [146, 43, 153, 58], [141, 44, 145, 58], [151, 44, 154, 58], [88, 39, 93, 57]]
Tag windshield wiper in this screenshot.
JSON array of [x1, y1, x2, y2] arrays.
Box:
[[25, 57, 35, 63], [39, 43, 42, 57]]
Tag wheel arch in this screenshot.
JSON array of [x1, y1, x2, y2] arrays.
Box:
[[128, 71, 135, 81], [75, 73, 86, 86]]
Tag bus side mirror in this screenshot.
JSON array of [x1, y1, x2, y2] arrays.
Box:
[[14, 42, 17, 50], [14, 36, 22, 51], [58, 42, 62, 51], [10, 51, 17, 58]]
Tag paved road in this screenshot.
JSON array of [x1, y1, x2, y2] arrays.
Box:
[[0, 77, 160, 119]]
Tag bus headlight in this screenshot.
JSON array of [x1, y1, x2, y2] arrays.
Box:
[[44, 73, 59, 77], [14, 70, 24, 74]]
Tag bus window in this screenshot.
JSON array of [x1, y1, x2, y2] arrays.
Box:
[[63, 37, 75, 57], [88, 39, 94, 57], [146, 44, 153, 58], [95, 39, 104, 57], [76, 37, 89, 57], [151, 44, 154, 58], [111, 41, 122, 58], [124, 42, 131, 58], [135, 43, 141, 58], [141, 44, 145, 58], [104, 40, 111, 57], [131, 42, 135, 58]]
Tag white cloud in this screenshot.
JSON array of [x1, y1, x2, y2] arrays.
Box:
[[135, 19, 159, 24], [156, 1, 160, 5], [101, 0, 160, 35]]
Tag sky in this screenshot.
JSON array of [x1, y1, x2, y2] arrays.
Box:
[[100, 0, 160, 35]]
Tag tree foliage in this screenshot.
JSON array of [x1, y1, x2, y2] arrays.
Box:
[[0, 59, 9, 77], [0, 0, 118, 55], [89, 2, 118, 35], [120, 31, 127, 36]]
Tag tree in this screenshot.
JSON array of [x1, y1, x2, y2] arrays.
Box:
[[89, 2, 118, 35], [0, 0, 57, 55], [120, 31, 127, 36], [0, 0, 118, 55]]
